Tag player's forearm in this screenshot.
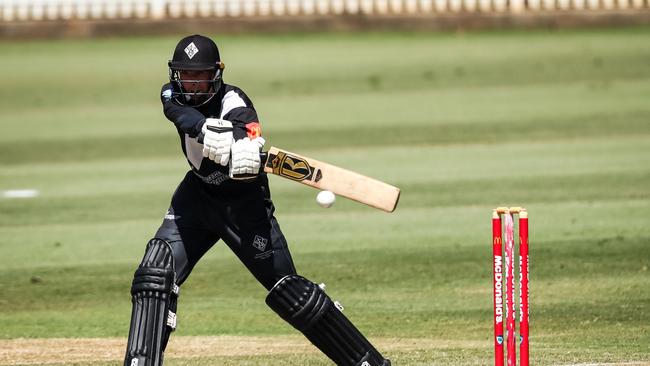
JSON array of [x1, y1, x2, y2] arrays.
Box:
[[163, 100, 206, 138], [222, 107, 261, 141]]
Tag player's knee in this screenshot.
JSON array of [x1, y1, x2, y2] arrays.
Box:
[[265, 274, 330, 330], [131, 238, 178, 295]]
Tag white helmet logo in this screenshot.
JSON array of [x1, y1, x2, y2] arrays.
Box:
[[184, 42, 199, 59]]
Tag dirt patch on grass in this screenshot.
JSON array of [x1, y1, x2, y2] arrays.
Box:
[[0, 336, 481, 365]]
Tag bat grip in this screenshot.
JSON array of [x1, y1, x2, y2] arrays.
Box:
[[230, 151, 268, 180]]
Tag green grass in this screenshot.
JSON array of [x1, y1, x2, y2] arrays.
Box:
[[1, 27, 650, 365]]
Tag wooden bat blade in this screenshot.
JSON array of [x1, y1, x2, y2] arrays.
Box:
[[263, 146, 400, 212]]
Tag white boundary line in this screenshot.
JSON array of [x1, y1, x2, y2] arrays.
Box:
[[2, 189, 40, 198]]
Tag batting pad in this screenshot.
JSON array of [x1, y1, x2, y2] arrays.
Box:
[[125, 239, 179, 366], [266, 274, 390, 366]]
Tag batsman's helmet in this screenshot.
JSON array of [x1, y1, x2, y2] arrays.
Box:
[[168, 34, 225, 107]]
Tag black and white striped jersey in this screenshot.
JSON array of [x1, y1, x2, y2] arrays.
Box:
[[161, 82, 263, 187]]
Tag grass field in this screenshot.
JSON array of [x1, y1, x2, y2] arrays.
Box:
[[1, 27, 649, 365]]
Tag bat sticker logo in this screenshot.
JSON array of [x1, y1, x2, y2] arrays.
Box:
[[282, 157, 310, 179], [269, 152, 321, 182]]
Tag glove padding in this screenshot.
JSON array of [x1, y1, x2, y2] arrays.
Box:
[[202, 118, 234, 166], [229, 137, 266, 179]]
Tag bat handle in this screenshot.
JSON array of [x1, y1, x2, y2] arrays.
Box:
[[230, 151, 268, 180]]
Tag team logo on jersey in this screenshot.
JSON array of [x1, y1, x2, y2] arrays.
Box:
[[184, 42, 199, 59], [252, 235, 268, 251], [161, 88, 172, 102]]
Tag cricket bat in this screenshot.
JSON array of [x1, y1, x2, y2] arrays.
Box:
[[260, 146, 400, 213]]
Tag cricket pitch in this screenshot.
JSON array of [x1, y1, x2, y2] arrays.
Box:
[[0, 336, 481, 365]]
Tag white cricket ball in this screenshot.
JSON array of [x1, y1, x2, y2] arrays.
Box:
[[316, 190, 336, 208]]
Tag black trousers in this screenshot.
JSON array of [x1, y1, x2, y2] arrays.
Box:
[[154, 171, 297, 290]]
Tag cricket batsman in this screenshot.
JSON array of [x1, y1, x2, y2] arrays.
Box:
[[123, 34, 391, 366]]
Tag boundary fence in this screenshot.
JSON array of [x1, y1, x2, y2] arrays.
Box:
[[1, 0, 648, 22]]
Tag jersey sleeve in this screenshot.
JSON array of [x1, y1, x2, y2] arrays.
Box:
[[160, 83, 206, 138], [220, 87, 262, 141]]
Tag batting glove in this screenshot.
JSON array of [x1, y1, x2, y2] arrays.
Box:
[[229, 137, 266, 179], [202, 118, 234, 166]]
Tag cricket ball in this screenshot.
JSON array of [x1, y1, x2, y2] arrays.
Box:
[[316, 190, 336, 208]]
